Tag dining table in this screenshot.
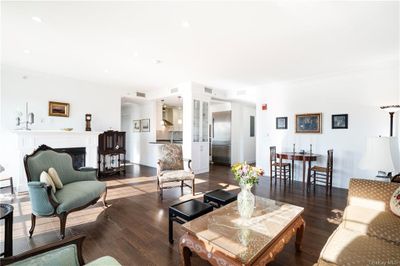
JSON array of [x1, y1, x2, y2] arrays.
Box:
[[277, 152, 322, 189]]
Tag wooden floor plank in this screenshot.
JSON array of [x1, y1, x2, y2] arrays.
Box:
[[1, 164, 347, 265]]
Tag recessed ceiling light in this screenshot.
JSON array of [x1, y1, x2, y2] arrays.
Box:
[[133, 51, 139, 57], [181, 20, 190, 28], [104, 69, 109, 73], [32, 16, 42, 23], [23, 49, 31, 54]]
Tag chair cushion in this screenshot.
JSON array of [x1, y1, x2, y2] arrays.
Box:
[[55, 181, 106, 214], [390, 186, 400, 217], [159, 170, 194, 184], [342, 205, 400, 244], [48, 167, 63, 189], [311, 166, 328, 172], [85, 256, 122, 266], [319, 226, 400, 265], [40, 171, 56, 194], [9, 244, 79, 266], [158, 144, 184, 171]]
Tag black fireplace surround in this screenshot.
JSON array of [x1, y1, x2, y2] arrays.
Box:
[[54, 147, 86, 170]]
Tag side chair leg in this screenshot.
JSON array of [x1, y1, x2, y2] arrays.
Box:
[[29, 214, 36, 238], [59, 213, 68, 240], [192, 179, 195, 196]]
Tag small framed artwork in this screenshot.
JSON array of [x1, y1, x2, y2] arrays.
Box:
[[332, 114, 348, 129], [141, 119, 150, 132], [133, 120, 141, 132], [49, 101, 70, 117], [295, 113, 322, 133], [276, 117, 288, 129]]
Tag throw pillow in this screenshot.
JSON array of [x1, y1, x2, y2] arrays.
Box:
[[40, 171, 56, 194], [48, 167, 63, 189], [390, 186, 400, 217]]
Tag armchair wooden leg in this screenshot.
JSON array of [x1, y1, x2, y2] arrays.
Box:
[[29, 214, 36, 238], [10, 177, 14, 195], [181, 181, 184, 194], [59, 213, 68, 240], [102, 188, 109, 208], [192, 179, 195, 196]]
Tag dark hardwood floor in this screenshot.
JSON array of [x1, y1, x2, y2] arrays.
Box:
[[1, 164, 347, 265]]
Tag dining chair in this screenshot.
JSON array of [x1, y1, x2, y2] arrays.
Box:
[[269, 146, 291, 183], [309, 149, 333, 194]]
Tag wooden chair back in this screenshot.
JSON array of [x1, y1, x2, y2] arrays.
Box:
[[327, 149, 333, 173], [270, 146, 277, 165]]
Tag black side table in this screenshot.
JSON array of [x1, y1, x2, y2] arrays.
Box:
[[203, 189, 237, 208], [168, 199, 213, 244], [0, 204, 13, 257]]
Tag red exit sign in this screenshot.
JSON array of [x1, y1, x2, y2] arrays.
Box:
[[261, 104, 267, 110]]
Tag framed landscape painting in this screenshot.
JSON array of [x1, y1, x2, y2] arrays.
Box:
[[295, 113, 322, 133], [133, 120, 141, 132], [49, 101, 70, 117], [276, 117, 288, 129], [332, 114, 348, 129]]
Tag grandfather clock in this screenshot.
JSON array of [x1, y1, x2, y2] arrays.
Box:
[[85, 114, 92, 131]]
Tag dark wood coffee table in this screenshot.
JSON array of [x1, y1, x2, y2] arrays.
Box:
[[203, 189, 237, 208], [169, 199, 213, 244]]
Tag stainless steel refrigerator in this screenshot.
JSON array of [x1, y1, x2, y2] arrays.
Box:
[[211, 111, 231, 165]]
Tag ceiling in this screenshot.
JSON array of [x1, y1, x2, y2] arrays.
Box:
[[1, 1, 399, 92]]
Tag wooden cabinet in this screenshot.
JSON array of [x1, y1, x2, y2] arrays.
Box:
[[98, 130, 126, 177]]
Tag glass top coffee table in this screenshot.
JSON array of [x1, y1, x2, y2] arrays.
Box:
[[179, 196, 305, 265]]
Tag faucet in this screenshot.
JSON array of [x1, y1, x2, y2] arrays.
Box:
[[170, 131, 174, 143]]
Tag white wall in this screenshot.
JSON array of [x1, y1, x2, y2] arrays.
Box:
[[1, 66, 122, 131], [231, 102, 256, 164], [121, 102, 158, 168], [255, 63, 399, 188]]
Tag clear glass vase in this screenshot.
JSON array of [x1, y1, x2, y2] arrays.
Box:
[[237, 182, 255, 219]]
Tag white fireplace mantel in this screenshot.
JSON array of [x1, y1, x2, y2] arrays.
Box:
[[12, 130, 100, 192]]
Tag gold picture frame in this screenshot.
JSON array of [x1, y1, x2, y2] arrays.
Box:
[[295, 113, 322, 133], [49, 101, 70, 117]]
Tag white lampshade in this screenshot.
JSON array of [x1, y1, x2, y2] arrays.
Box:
[[380, 105, 400, 113], [360, 136, 395, 173], [0, 164, 4, 173]]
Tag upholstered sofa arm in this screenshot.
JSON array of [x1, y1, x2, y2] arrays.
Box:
[[28, 182, 59, 216], [348, 178, 399, 212], [1, 235, 85, 266], [72, 169, 98, 182]]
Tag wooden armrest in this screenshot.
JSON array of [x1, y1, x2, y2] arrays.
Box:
[[0, 235, 86, 266]]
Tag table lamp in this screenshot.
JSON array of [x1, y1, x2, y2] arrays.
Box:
[[380, 105, 400, 137], [360, 136, 395, 179]]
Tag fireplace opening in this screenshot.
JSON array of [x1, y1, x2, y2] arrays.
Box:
[[54, 147, 86, 170]]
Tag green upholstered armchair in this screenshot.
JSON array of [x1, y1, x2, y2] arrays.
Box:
[[24, 145, 108, 239], [0, 235, 121, 266]]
